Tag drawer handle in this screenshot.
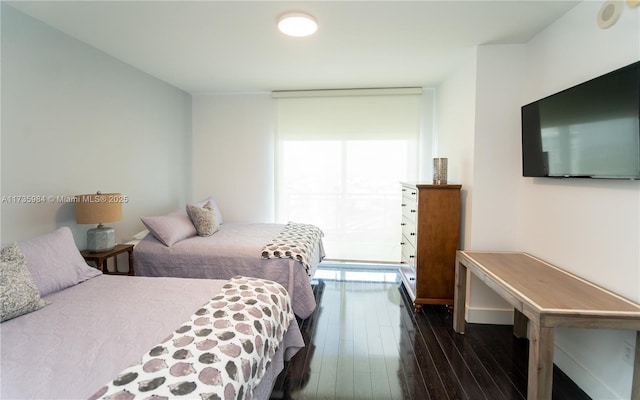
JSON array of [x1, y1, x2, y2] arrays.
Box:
[[401, 203, 407, 207], [410, 232, 416, 236], [411, 192, 416, 195], [400, 242, 405, 246], [400, 223, 406, 226], [410, 209, 416, 213], [409, 277, 415, 281], [409, 255, 415, 259]]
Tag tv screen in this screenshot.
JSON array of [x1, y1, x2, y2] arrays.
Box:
[[521, 61, 640, 179]]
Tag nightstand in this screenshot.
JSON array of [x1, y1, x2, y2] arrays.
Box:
[[81, 244, 134, 276]]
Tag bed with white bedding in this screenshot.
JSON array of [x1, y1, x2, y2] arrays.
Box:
[[135, 221, 325, 320], [0, 227, 304, 400]]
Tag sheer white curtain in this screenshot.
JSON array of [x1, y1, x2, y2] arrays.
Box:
[[274, 89, 421, 262]]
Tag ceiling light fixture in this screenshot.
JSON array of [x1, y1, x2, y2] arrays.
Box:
[[278, 12, 318, 37], [597, 0, 623, 29]]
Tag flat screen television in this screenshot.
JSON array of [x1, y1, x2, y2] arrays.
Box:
[[521, 61, 640, 179]]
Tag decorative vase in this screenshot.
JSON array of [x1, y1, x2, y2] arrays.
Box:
[[433, 158, 448, 185]]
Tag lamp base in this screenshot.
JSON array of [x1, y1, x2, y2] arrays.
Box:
[[87, 224, 116, 252]]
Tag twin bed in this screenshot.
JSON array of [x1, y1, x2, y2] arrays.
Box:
[[135, 222, 325, 319], [2, 273, 303, 399], [135, 198, 325, 319], [1, 200, 324, 399]]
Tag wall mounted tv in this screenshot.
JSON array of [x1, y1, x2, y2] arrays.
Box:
[[521, 60, 640, 180]]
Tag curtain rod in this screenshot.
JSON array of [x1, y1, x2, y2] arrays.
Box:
[[272, 87, 422, 98]]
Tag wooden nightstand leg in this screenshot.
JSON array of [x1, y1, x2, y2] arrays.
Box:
[[127, 249, 134, 276], [632, 331, 640, 400], [101, 259, 108, 274]]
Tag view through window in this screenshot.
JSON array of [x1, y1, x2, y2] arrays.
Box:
[[274, 90, 421, 263], [277, 139, 410, 262]]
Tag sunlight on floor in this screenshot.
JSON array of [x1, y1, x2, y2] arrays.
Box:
[[313, 264, 400, 283]]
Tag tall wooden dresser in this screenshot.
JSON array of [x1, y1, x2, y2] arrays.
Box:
[[399, 183, 461, 312]]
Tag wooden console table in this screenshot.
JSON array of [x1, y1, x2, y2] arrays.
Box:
[[453, 251, 640, 400]]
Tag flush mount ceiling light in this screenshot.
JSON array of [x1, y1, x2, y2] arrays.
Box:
[[278, 12, 318, 37]]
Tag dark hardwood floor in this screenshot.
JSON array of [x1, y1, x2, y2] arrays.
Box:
[[271, 270, 591, 400]]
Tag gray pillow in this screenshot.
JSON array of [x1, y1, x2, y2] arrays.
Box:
[[140, 211, 197, 247], [194, 196, 224, 225], [186, 201, 219, 237], [1, 243, 48, 322]]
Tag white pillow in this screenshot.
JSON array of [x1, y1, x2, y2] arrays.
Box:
[[18, 227, 101, 297], [132, 229, 149, 240]]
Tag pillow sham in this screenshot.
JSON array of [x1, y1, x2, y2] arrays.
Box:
[[1, 243, 49, 322], [18, 227, 102, 297], [140, 211, 197, 247], [186, 201, 220, 237], [195, 196, 224, 225]]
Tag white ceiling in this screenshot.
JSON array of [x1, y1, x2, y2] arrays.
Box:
[[7, 1, 581, 94]]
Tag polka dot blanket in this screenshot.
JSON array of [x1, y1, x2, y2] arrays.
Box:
[[261, 222, 324, 275], [89, 276, 293, 400]]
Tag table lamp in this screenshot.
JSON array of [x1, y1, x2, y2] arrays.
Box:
[[75, 192, 123, 252]]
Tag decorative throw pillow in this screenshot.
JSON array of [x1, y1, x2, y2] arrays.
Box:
[[1, 243, 48, 322], [194, 196, 224, 225], [18, 227, 102, 297], [186, 201, 219, 237], [140, 211, 197, 247]]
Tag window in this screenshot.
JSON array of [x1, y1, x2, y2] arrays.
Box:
[[274, 89, 421, 262]]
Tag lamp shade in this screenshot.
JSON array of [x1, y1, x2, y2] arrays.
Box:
[[75, 192, 123, 252], [75, 193, 123, 224]]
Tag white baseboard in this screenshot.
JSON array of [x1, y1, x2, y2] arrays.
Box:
[[553, 342, 620, 400], [464, 307, 620, 399], [465, 306, 514, 325]]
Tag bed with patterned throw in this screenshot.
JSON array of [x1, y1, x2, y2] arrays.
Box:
[[135, 222, 325, 319], [90, 276, 298, 399], [1, 228, 304, 400]]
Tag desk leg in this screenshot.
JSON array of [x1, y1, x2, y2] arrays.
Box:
[[528, 320, 554, 400], [513, 309, 528, 339], [632, 331, 640, 400], [453, 259, 467, 334]]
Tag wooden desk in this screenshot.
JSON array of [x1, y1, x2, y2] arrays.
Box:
[[453, 251, 640, 400], [81, 244, 134, 276]]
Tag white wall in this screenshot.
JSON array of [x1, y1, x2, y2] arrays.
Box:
[[1, 5, 192, 247], [436, 2, 640, 398], [192, 93, 275, 223], [518, 2, 640, 398], [418, 88, 436, 181], [192, 90, 437, 223], [435, 45, 528, 324], [435, 49, 478, 252]]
